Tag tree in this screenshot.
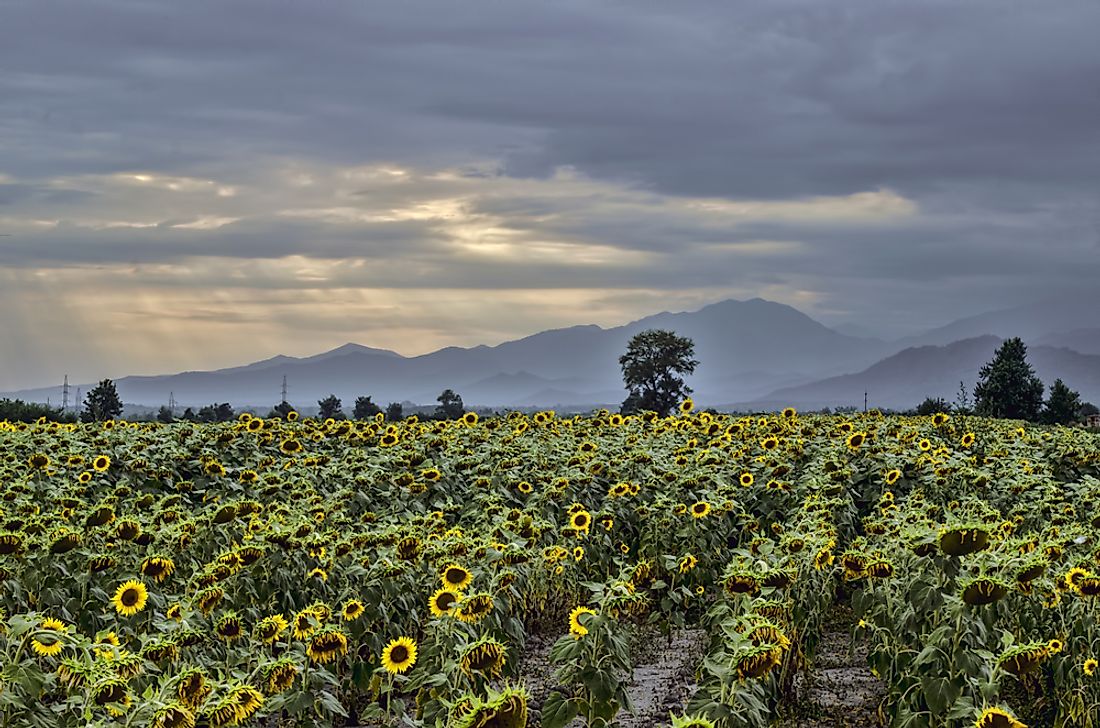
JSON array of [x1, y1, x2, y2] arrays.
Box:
[[915, 397, 949, 416], [435, 389, 464, 420], [0, 398, 74, 423], [269, 400, 295, 419], [81, 379, 124, 422], [1042, 379, 1082, 425], [196, 403, 234, 423], [156, 406, 174, 424], [318, 394, 343, 420], [953, 380, 972, 415], [181, 407, 196, 421], [619, 329, 698, 417], [386, 402, 404, 421], [973, 338, 1045, 421], [1081, 402, 1099, 418], [353, 395, 382, 420]]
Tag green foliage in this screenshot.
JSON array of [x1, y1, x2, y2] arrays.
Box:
[[973, 338, 1044, 421], [156, 405, 174, 423], [353, 395, 382, 420], [269, 400, 295, 418], [435, 389, 464, 420], [317, 394, 343, 420], [915, 397, 950, 416], [80, 379, 123, 422], [196, 402, 234, 423], [619, 329, 698, 417], [0, 398, 74, 423], [386, 401, 404, 421], [1042, 379, 1082, 425]]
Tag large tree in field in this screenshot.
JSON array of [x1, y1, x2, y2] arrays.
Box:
[[973, 338, 1044, 421], [318, 394, 343, 420], [619, 329, 698, 417], [81, 379, 124, 422], [353, 395, 383, 420], [1042, 378, 1082, 425], [435, 389, 464, 420]]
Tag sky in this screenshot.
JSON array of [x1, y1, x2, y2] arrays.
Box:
[[2, 0, 1099, 391]]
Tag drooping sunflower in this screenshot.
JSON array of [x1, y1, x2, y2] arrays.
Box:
[[150, 703, 195, 728], [381, 636, 418, 674], [975, 707, 1027, 728], [176, 668, 210, 709], [429, 587, 463, 617], [91, 677, 131, 716], [31, 617, 67, 657], [215, 613, 244, 642], [112, 580, 149, 617], [456, 593, 494, 623], [678, 554, 698, 573], [441, 564, 473, 591], [451, 687, 528, 728], [568, 606, 597, 639], [263, 658, 299, 694], [307, 627, 349, 664], [342, 599, 365, 621], [141, 556, 175, 583], [459, 636, 507, 679]]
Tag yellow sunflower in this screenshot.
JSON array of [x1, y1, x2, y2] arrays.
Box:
[[569, 606, 597, 638], [441, 564, 472, 591], [679, 398, 694, 414], [92, 455, 111, 472], [112, 580, 148, 617], [690, 501, 711, 519], [975, 707, 1026, 728], [342, 600, 365, 621], [381, 636, 418, 674], [31, 617, 67, 657], [429, 587, 462, 617]]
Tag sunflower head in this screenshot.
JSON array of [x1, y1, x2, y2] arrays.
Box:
[[381, 636, 418, 674], [975, 707, 1027, 728], [441, 564, 472, 590], [568, 606, 597, 638], [429, 587, 462, 618], [112, 580, 149, 617]]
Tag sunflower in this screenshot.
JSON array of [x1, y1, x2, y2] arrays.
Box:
[[918, 438, 932, 451], [678, 554, 698, 573], [516, 480, 533, 494], [462, 412, 479, 426], [150, 703, 195, 728], [1047, 639, 1064, 655], [381, 636, 418, 674], [932, 412, 950, 426], [91, 677, 130, 715], [441, 564, 473, 590], [760, 436, 779, 451], [846, 431, 866, 450], [176, 669, 210, 709], [781, 407, 797, 419], [733, 644, 783, 679], [451, 687, 528, 728], [456, 593, 494, 623], [740, 472, 754, 487], [569, 606, 597, 638], [279, 438, 303, 454], [215, 613, 244, 642], [256, 614, 289, 643], [460, 637, 507, 679], [379, 432, 399, 447], [28, 453, 50, 469], [196, 586, 224, 615], [79, 471, 93, 483], [342, 599, 365, 621], [112, 580, 148, 617], [429, 587, 462, 617], [31, 617, 67, 657], [975, 707, 1027, 728], [92, 455, 111, 471], [690, 501, 711, 519], [246, 417, 264, 431], [570, 510, 592, 532], [421, 467, 442, 482], [1064, 567, 1089, 592], [1084, 658, 1098, 677], [884, 469, 902, 485], [679, 398, 694, 414], [141, 556, 175, 583], [292, 609, 319, 639], [961, 432, 975, 448], [307, 627, 349, 664]]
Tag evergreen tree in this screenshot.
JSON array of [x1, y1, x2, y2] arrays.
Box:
[[156, 406, 174, 423], [386, 402, 404, 421], [81, 379, 124, 422], [1042, 379, 1082, 425], [353, 395, 383, 420], [318, 394, 343, 420], [619, 329, 698, 417], [973, 338, 1044, 421], [435, 389, 464, 420]]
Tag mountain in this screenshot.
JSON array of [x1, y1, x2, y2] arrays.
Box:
[[1034, 328, 1100, 356], [751, 336, 1100, 411], [3, 298, 892, 409], [898, 296, 1100, 348]]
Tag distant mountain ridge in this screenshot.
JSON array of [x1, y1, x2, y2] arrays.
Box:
[[6, 296, 1099, 411]]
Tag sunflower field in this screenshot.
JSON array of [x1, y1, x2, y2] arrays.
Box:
[[1, 406, 1099, 728]]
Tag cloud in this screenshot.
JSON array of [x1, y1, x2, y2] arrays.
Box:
[[1, 0, 1099, 389]]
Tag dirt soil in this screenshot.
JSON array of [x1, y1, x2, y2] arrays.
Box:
[[778, 605, 885, 727]]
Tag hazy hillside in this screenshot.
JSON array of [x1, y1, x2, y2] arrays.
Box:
[[3, 298, 890, 409], [753, 337, 1100, 410], [896, 296, 1100, 348]]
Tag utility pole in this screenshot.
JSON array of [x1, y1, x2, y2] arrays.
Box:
[[62, 375, 70, 412], [168, 391, 176, 414], [864, 391, 868, 413]]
